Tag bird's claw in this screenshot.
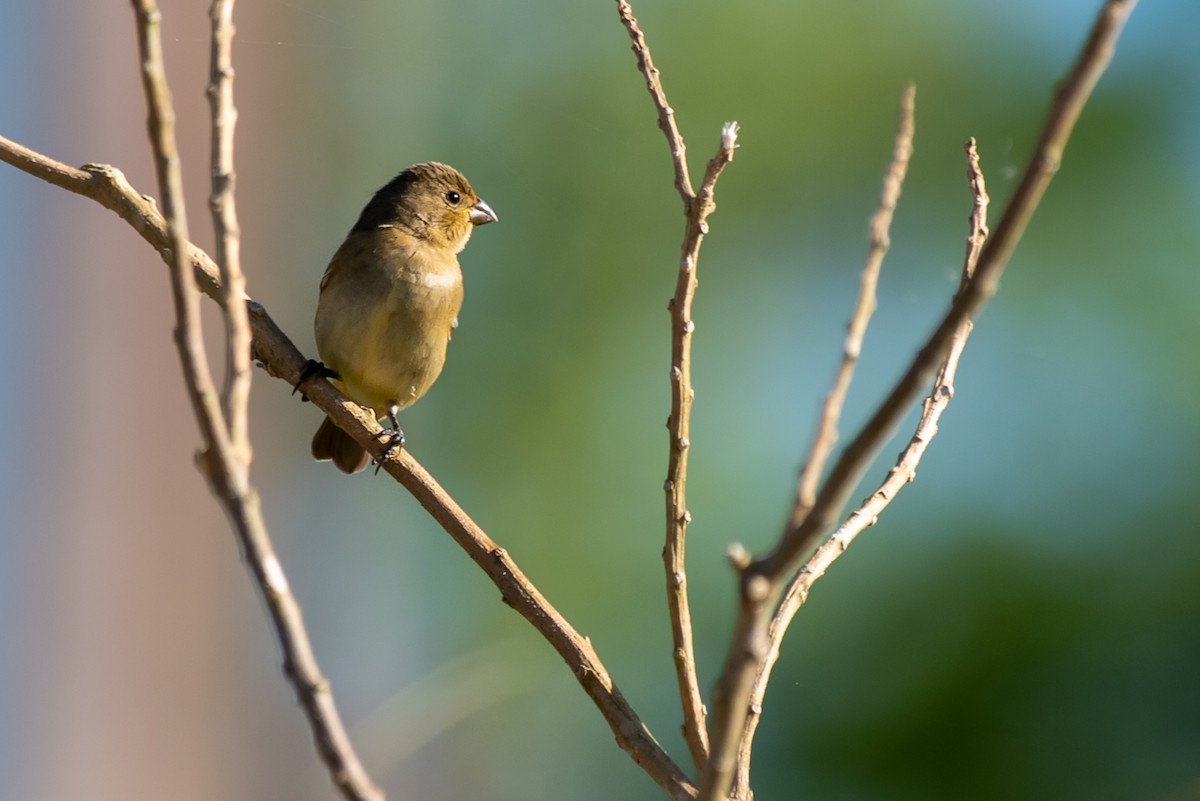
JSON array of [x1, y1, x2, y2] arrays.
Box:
[[373, 428, 406, 475], [293, 359, 339, 400]]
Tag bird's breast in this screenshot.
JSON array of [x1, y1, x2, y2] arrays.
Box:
[[314, 236, 464, 415]]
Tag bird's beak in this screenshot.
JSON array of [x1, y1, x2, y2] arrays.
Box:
[[469, 198, 498, 225]]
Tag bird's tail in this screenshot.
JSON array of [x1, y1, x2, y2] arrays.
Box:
[[311, 416, 371, 474]]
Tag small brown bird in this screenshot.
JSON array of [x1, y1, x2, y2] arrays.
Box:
[[308, 162, 496, 473]]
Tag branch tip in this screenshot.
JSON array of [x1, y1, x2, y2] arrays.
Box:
[[726, 543, 751, 571], [720, 121, 739, 151]]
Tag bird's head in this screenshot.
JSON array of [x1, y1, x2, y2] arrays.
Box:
[[354, 162, 497, 253]]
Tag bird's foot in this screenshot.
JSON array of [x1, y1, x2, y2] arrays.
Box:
[[292, 360, 339, 401], [373, 427, 406, 475]]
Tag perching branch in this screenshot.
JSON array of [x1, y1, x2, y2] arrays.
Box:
[[617, 0, 738, 772], [700, 3, 1138, 799]]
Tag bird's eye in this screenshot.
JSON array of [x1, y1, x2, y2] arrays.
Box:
[[445, 190, 461, 205]]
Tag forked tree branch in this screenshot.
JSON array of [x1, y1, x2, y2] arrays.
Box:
[[733, 137, 991, 797], [129, 1, 382, 799], [700, 3, 1138, 799], [734, 85, 917, 790], [766, 0, 1139, 586], [617, 0, 738, 772]]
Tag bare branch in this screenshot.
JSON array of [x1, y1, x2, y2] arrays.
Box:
[[734, 138, 991, 796], [959, 138, 990, 286], [130, 0, 223, 456], [617, 0, 740, 772], [0, 137, 220, 297], [765, 0, 1139, 583], [700, 3, 1138, 799], [793, 83, 916, 521], [616, 0, 693, 202], [207, 0, 252, 462], [129, 1, 380, 797], [657, 123, 739, 774]]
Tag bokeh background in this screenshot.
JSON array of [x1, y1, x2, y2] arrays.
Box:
[[2, 1, 1198, 799]]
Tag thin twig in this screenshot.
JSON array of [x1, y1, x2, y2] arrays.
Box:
[[733, 138, 990, 797], [699, 3, 1137, 799], [793, 84, 915, 517], [128, 2, 381, 799], [130, 0, 222, 455], [617, 0, 739, 771], [663, 123, 736, 774], [767, 0, 1139, 582], [206, 0, 251, 463], [616, 0, 693, 202], [959, 139, 990, 288]]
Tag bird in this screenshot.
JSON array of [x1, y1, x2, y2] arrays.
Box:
[[303, 162, 496, 473]]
